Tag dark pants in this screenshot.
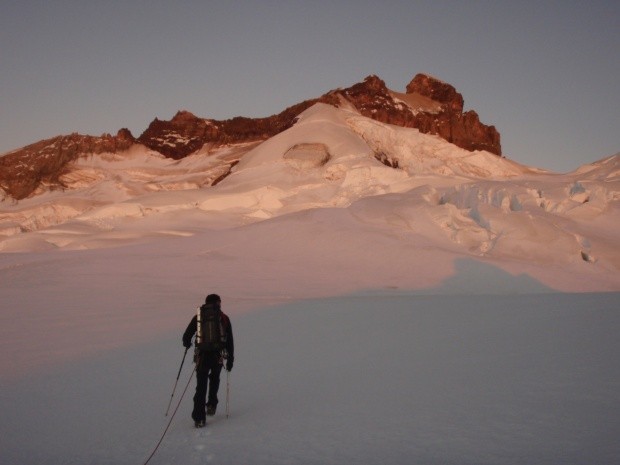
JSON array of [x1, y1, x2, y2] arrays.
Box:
[[192, 351, 223, 422]]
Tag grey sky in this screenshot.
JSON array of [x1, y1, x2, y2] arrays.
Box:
[[1, 0, 618, 172]]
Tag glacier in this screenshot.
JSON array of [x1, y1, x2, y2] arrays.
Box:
[[0, 102, 619, 464]]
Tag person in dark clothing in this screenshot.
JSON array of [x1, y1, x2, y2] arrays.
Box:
[[182, 294, 234, 427]]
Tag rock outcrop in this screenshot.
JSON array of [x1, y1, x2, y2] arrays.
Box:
[[137, 98, 337, 159], [1, 73, 501, 200], [406, 74, 464, 112], [333, 74, 501, 155], [404, 74, 501, 155], [0, 129, 135, 200]]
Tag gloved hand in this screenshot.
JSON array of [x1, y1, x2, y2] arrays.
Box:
[[225, 357, 234, 372], [183, 340, 191, 349]]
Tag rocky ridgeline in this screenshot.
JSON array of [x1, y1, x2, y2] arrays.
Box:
[[0, 129, 135, 200], [138, 74, 500, 159], [137, 97, 333, 160], [1, 74, 501, 200]]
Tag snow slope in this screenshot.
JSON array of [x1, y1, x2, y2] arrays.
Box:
[[0, 103, 618, 292], [0, 103, 619, 464]]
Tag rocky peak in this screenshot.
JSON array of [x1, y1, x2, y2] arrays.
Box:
[[360, 74, 388, 91], [335, 73, 500, 156], [171, 110, 200, 122], [116, 128, 135, 141], [400, 74, 500, 155], [341, 75, 390, 100], [1, 72, 503, 200], [406, 74, 464, 113], [138, 111, 217, 159]]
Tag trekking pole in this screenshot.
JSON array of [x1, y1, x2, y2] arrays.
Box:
[[226, 370, 231, 419], [165, 347, 189, 416], [145, 366, 196, 465]]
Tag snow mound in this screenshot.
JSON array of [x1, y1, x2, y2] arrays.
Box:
[[345, 114, 527, 179], [283, 143, 331, 169], [568, 153, 620, 181]]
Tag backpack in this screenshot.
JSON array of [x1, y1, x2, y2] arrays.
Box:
[[196, 304, 226, 352]]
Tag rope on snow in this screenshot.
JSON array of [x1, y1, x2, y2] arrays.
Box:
[[143, 366, 196, 465]]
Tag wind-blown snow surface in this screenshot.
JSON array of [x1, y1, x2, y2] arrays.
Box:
[[1, 103, 619, 464], [1, 291, 619, 465]]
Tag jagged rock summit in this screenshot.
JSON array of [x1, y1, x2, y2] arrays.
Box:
[[1, 73, 501, 200]]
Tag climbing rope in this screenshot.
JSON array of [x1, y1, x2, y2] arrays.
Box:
[[143, 366, 196, 465]]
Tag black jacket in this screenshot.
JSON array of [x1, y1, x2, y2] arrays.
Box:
[[182, 304, 234, 359]]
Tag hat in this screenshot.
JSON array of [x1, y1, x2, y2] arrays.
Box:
[[205, 294, 221, 304]]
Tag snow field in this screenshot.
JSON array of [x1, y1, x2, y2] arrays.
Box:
[[0, 100, 619, 464], [1, 293, 619, 464]]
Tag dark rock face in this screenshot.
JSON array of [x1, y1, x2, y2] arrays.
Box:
[[337, 74, 501, 156], [1, 73, 501, 200], [137, 111, 215, 159], [340, 75, 416, 125], [406, 74, 464, 112], [404, 74, 501, 155], [0, 130, 135, 200], [137, 98, 338, 160]]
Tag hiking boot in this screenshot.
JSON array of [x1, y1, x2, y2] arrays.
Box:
[[206, 405, 216, 416], [195, 420, 206, 428]]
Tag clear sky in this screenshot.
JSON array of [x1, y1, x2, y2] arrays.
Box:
[[1, 0, 618, 172]]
